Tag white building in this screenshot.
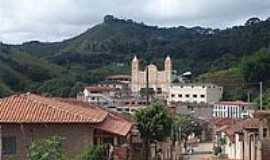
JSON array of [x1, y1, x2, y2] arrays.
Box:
[[81, 85, 117, 106], [168, 83, 223, 104], [213, 101, 256, 119]]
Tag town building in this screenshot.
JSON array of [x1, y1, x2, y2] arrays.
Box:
[[78, 85, 148, 114], [80, 85, 118, 106], [106, 75, 131, 85], [214, 118, 267, 160], [0, 93, 136, 160], [168, 83, 223, 104], [131, 56, 172, 95], [213, 101, 256, 119]]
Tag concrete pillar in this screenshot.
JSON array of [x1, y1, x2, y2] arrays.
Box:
[[256, 139, 262, 160], [239, 140, 244, 160], [113, 136, 118, 146], [251, 135, 255, 160], [244, 131, 250, 160]]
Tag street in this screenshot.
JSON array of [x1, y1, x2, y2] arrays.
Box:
[[183, 143, 213, 160]]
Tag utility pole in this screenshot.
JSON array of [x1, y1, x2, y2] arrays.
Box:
[[260, 81, 263, 110], [146, 66, 149, 105], [247, 92, 250, 103]]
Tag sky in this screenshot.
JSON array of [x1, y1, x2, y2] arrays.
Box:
[[0, 0, 270, 44]]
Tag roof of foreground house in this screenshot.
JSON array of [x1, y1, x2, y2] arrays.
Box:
[[0, 93, 134, 136]]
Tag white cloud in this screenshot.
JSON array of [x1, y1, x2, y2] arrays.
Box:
[[0, 0, 270, 44]]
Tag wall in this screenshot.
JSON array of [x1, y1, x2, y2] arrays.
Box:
[[1, 124, 94, 160], [168, 84, 222, 104]]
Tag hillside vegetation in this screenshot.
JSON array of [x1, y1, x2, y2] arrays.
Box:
[[0, 15, 270, 101]]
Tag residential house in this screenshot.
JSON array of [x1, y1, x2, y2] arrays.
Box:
[[80, 85, 118, 106], [214, 118, 267, 160], [106, 75, 131, 85], [0, 93, 136, 160]]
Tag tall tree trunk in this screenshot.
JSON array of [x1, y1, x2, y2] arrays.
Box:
[[143, 139, 150, 160]]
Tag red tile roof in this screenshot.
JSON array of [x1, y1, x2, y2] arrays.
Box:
[[85, 86, 116, 92], [219, 118, 267, 136], [212, 118, 240, 127], [215, 101, 253, 106], [96, 114, 133, 136], [0, 94, 134, 136]]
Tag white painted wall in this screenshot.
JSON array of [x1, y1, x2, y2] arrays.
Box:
[[213, 103, 254, 119], [168, 84, 223, 104]]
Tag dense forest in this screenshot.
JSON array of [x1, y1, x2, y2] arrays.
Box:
[[1, 15, 270, 104]]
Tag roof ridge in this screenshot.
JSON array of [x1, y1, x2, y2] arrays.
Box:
[[26, 94, 106, 123]]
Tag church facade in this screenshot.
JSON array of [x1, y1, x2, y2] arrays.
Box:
[[131, 56, 172, 95]]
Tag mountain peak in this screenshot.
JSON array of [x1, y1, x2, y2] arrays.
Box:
[[103, 15, 134, 25]]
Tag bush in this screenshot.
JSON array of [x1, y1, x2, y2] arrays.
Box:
[[28, 136, 65, 160], [79, 145, 106, 160]]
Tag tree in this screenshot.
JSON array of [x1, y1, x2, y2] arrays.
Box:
[[174, 114, 202, 151], [135, 102, 173, 160], [28, 136, 65, 160], [241, 48, 270, 83], [79, 145, 106, 160]]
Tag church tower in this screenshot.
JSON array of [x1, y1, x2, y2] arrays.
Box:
[[131, 56, 139, 92], [164, 56, 172, 85]]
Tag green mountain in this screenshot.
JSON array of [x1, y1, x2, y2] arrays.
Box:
[[1, 15, 270, 99]]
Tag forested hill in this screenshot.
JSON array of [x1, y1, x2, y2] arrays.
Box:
[[1, 15, 270, 99]]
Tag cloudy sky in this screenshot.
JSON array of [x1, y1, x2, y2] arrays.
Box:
[[1, 0, 270, 44]]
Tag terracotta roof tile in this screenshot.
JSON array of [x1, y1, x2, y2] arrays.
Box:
[[0, 94, 134, 136], [220, 118, 267, 136], [215, 101, 253, 106], [96, 114, 134, 136], [85, 86, 117, 92], [0, 94, 108, 123]]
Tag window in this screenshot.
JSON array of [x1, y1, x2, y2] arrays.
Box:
[[2, 136, 16, 155], [200, 94, 205, 98], [185, 94, 190, 98], [91, 97, 95, 100], [157, 88, 162, 94], [193, 94, 197, 98], [187, 105, 194, 111], [103, 137, 114, 144], [178, 94, 182, 98], [171, 94, 175, 98]]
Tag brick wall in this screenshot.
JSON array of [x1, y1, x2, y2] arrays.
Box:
[[1, 123, 94, 160]]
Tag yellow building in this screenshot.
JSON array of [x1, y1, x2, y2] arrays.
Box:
[[131, 56, 172, 95]]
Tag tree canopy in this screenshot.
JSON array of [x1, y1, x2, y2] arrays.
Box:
[[135, 102, 173, 142], [241, 48, 270, 83]]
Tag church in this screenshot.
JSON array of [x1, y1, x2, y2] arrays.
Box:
[[131, 56, 172, 95]]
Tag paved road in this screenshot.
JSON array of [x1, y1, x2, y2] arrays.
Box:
[[184, 154, 212, 160], [183, 143, 213, 160]]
